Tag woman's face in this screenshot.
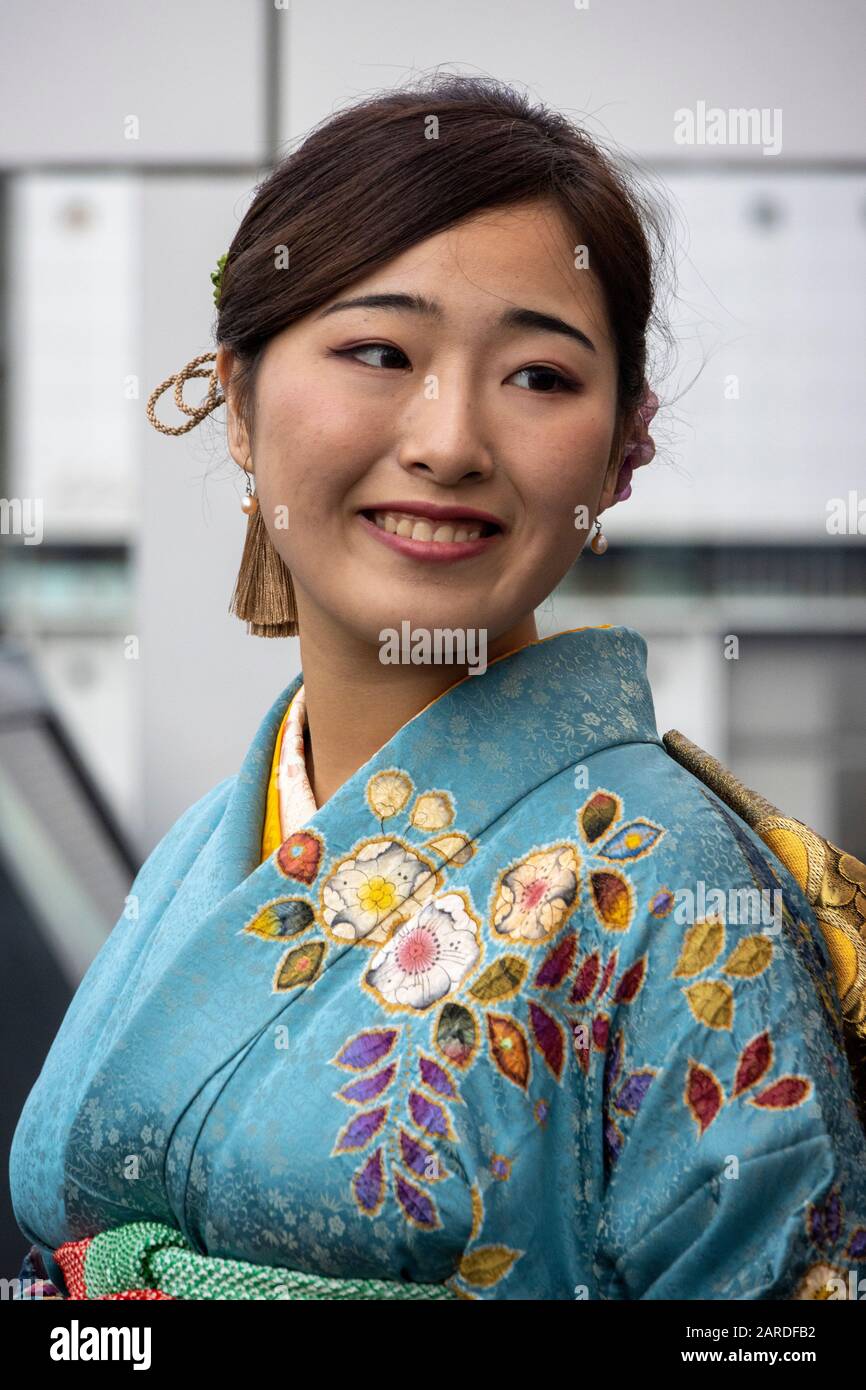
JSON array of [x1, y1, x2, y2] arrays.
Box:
[[219, 198, 624, 649]]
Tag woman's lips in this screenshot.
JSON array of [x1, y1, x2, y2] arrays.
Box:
[[356, 510, 504, 563]]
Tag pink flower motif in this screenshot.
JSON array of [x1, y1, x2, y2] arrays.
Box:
[[613, 383, 659, 503]]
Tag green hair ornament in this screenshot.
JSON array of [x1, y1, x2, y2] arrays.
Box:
[[211, 251, 229, 308]]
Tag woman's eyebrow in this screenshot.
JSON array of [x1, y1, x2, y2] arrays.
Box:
[[315, 292, 596, 353]]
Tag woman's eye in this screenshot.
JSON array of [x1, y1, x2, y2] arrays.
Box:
[[510, 365, 577, 393], [334, 343, 410, 369], [333, 346, 576, 393]]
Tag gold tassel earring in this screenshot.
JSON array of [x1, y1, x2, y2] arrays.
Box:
[[228, 470, 299, 637]]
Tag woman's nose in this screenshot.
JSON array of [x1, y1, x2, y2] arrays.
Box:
[[395, 382, 495, 485]]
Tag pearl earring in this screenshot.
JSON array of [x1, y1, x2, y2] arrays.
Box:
[[241, 469, 259, 516], [590, 518, 608, 555]]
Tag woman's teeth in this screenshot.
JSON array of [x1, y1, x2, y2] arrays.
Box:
[[371, 510, 485, 543]]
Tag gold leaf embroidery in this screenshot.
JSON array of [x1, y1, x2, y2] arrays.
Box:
[[274, 939, 327, 991], [673, 916, 725, 978], [683, 979, 734, 1030], [469, 956, 528, 1003], [458, 1244, 521, 1288], [723, 935, 774, 977]]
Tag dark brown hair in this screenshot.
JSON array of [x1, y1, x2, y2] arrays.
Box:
[[217, 71, 673, 448]]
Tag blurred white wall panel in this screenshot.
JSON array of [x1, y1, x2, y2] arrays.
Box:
[[0, 0, 266, 164], [729, 636, 862, 846], [8, 174, 140, 541], [612, 172, 866, 543], [281, 0, 866, 161]]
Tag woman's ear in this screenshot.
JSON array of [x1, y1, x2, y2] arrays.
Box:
[[216, 344, 252, 470], [597, 410, 628, 514]]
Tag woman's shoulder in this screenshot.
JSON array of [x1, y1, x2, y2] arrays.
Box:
[[155, 771, 238, 849], [570, 735, 771, 884], [132, 772, 237, 892], [566, 738, 852, 1077], [581, 735, 799, 898]]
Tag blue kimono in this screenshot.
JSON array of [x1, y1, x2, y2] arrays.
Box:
[[10, 625, 866, 1299]]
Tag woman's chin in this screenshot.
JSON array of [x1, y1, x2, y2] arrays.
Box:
[[340, 598, 502, 651]]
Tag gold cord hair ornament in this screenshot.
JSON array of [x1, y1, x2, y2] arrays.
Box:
[[145, 249, 299, 636], [145, 351, 225, 436]]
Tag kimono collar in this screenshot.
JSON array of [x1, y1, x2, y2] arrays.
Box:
[[220, 623, 661, 902]]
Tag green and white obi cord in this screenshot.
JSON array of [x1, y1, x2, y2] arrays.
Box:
[[62, 1222, 461, 1301]]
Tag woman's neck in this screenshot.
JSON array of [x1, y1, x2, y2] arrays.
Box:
[[295, 604, 539, 808]]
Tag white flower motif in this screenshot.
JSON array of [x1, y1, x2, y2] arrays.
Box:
[[366, 770, 413, 820], [492, 844, 581, 943], [409, 791, 454, 832], [365, 893, 480, 1010], [794, 1262, 849, 1299], [321, 839, 437, 943]]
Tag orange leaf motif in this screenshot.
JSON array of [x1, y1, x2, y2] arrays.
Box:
[[487, 1013, 531, 1090], [590, 872, 634, 932]]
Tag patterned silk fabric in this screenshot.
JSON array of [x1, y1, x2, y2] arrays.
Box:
[[10, 626, 866, 1300], [260, 683, 317, 862]]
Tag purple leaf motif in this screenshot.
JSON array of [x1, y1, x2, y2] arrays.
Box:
[[352, 1148, 385, 1215], [614, 1071, 655, 1116], [339, 1064, 397, 1105], [408, 1090, 450, 1138], [418, 1055, 458, 1099], [334, 1030, 398, 1071], [394, 1171, 439, 1229], [400, 1129, 441, 1181], [334, 1106, 387, 1154]]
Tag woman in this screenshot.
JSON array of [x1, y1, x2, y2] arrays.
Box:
[[10, 74, 866, 1301]]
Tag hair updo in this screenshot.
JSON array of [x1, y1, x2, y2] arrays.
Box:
[[215, 71, 673, 450]]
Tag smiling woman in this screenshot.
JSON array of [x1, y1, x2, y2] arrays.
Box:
[[10, 73, 866, 1303]]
